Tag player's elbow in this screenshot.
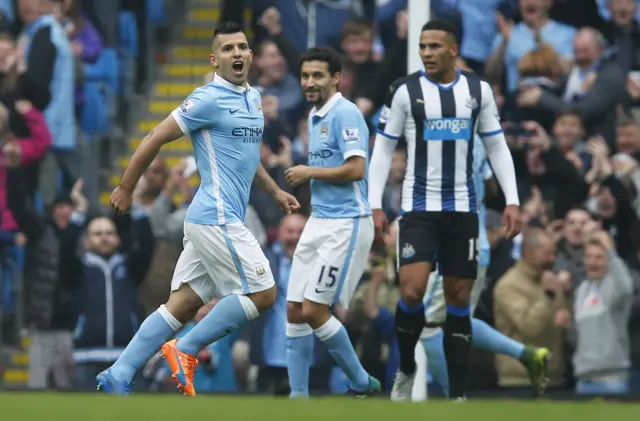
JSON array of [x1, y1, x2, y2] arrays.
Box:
[[346, 157, 366, 181], [350, 165, 365, 181]]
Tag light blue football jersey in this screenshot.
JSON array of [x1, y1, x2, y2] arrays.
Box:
[[307, 93, 371, 219], [171, 73, 264, 226], [473, 136, 491, 268]]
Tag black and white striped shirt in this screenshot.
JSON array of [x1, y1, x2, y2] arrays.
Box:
[[372, 69, 506, 213]]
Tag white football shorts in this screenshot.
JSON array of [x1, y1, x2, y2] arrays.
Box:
[[171, 221, 275, 302], [421, 265, 488, 331], [286, 216, 374, 309]]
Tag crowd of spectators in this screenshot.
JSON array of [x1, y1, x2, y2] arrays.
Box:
[[0, 0, 165, 388], [1, 0, 640, 397]]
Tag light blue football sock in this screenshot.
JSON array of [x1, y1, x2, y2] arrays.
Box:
[[286, 323, 314, 398], [471, 318, 524, 359], [110, 305, 182, 382], [421, 330, 450, 397], [177, 295, 258, 355], [315, 316, 370, 390]]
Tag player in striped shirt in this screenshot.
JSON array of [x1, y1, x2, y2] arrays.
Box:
[[419, 135, 550, 398], [368, 19, 521, 401]]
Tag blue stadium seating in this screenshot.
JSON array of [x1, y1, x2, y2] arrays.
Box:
[[80, 81, 109, 135], [97, 48, 120, 96], [118, 11, 139, 58], [81, 49, 120, 135], [0, 246, 25, 313], [146, 0, 166, 24], [117, 12, 138, 101]]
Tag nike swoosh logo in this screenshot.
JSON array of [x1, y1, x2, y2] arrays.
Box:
[[315, 288, 329, 294], [229, 109, 240, 114]]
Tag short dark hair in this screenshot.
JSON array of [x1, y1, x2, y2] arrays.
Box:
[[617, 112, 638, 128], [300, 47, 342, 75], [421, 19, 459, 43], [213, 21, 243, 38], [555, 107, 582, 121]]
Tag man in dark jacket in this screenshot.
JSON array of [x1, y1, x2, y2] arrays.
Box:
[[72, 209, 154, 390]]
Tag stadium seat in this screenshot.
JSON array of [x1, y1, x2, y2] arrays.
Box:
[[117, 12, 138, 102], [146, 0, 166, 24], [0, 264, 12, 311], [80, 81, 109, 134], [82, 49, 120, 134], [98, 48, 120, 96], [118, 11, 139, 58], [0, 246, 25, 313]]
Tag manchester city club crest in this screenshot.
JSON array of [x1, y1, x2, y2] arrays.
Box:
[[320, 123, 329, 139], [254, 97, 262, 113]]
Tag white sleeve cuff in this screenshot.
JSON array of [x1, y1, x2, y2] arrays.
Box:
[[171, 109, 189, 134], [344, 150, 367, 160]]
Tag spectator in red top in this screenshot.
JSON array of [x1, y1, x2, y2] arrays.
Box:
[[0, 99, 51, 236]]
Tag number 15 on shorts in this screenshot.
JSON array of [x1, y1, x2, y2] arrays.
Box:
[[468, 238, 479, 261], [316, 265, 339, 293]]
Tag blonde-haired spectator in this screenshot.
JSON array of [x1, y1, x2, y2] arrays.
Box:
[[573, 230, 633, 394]]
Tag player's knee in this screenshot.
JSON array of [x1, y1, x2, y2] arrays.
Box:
[[287, 301, 304, 324], [300, 300, 330, 327], [165, 285, 204, 323], [400, 285, 426, 306], [249, 285, 277, 313], [399, 264, 430, 305], [399, 277, 427, 306], [443, 277, 473, 307]]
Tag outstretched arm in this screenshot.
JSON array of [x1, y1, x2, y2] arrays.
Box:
[[112, 90, 216, 212], [119, 115, 183, 191]]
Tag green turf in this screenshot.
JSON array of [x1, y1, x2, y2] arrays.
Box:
[[1, 393, 638, 421]]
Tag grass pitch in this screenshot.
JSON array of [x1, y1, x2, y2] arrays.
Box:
[[1, 393, 638, 421]]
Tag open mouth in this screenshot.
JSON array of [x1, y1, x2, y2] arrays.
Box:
[[524, 6, 538, 15], [232, 61, 244, 73]]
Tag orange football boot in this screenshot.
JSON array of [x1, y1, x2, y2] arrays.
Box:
[[161, 339, 199, 396]]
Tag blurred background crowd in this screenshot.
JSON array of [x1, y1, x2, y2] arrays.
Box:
[[0, 0, 639, 398]]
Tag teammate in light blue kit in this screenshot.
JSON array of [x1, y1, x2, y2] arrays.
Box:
[[419, 136, 550, 397], [284, 47, 380, 398], [100, 22, 299, 396]]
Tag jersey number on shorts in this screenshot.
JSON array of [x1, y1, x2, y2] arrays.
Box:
[[467, 238, 479, 261], [317, 265, 339, 291]]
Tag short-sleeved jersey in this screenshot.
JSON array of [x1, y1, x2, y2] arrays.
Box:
[[171, 73, 264, 226], [307, 93, 371, 219], [377, 69, 502, 214]]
